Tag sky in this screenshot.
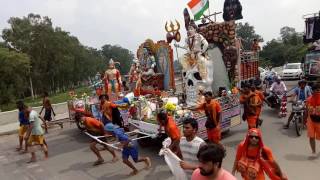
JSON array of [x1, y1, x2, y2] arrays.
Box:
[[0, 0, 320, 54]]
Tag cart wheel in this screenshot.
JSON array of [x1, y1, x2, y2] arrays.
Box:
[[76, 120, 86, 131]]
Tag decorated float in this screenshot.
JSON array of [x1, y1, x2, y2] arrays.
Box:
[[68, 0, 260, 145]]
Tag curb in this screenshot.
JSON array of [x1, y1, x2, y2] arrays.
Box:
[[0, 129, 18, 136]]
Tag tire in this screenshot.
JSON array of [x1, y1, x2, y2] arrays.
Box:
[[295, 115, 303, 136], [76, 120, 86, 131]]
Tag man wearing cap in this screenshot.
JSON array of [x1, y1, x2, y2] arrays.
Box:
[[75, 113, 118, 166], [105, 123, 151, 176]]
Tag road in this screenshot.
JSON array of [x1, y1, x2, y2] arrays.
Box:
[[1, 80, 319, 180]]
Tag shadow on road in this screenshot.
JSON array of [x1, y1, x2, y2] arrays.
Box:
[[223, 139, 242, 148], [284, 153, 319, 161]]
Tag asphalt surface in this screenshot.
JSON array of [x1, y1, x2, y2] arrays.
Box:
[[1, 80, 319, 180]]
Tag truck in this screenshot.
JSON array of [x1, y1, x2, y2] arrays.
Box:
[[302, 12, 320, 83]]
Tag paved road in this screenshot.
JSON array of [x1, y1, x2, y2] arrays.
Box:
[[2, 80, 319, 180]]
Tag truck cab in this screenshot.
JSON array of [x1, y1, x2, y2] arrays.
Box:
[[303, 50, 320, 82]]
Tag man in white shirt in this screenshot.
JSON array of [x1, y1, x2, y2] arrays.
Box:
[[179, 117, 206, 178], [24, 107, 48, 163], [270, 76, 287, 94]]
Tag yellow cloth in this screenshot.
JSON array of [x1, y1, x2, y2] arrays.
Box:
[[28, 135, 44, 145], [18, 125, 29, 137]]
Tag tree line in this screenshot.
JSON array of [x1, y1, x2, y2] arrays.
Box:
[[0, 13, 134, 106], [236, 22, 308, 67]]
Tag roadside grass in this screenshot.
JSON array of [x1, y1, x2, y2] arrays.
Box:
[[0, 86, 92, 112]]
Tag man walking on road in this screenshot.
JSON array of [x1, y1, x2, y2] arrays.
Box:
[[193, 91, 222, 144], [24, 107, 48, 163], [40, 92, 56, 132], [306, 83, 320, 156], [157, 110, 182, 157], [179, 118, 205, 178], [16, 101, 30, 152]]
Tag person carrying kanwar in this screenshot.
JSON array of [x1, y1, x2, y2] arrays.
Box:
[[232, 128, 287, 180]]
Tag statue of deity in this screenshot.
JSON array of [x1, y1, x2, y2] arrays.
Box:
[[140, 48, 156, 78], [128, 60, 140, 90], [104, 59, 122, 99], [177, 24, 209, 81]]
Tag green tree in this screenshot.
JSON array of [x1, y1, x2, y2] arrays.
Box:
[[2, 13, 106, 95], [101, 44, 134, 75], [0, 47, 30, 106], [260, 26, 307, 67], [236, 22, 263, 50]]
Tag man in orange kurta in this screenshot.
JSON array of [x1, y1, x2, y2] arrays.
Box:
[[240, 85, 262, 129], [157, 110, 181, 157], [306, 84, 320, 155], [195, 91, 222, 144]]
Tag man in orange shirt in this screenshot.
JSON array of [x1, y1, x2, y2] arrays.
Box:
[[254, 86, 264, 127], [75, 113, 118, 166], [194, 91, 222, 144], [157, 110, 181, 157], [101, 94, 127, 127], [306, 83, 320, 156], [240, 85, 262, 129]]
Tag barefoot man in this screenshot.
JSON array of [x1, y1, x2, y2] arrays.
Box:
[[75, 112, 118, 166], [104, 123, 151, 176], [24, 107, 48, 163]]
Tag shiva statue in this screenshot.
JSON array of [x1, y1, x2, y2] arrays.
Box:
[[176, 24, 209, 81]]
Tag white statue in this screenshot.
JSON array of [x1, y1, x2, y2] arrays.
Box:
[[176, 24, 209, 81]]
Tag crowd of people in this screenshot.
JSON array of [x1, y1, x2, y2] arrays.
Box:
[[13, 78, 320, 179]]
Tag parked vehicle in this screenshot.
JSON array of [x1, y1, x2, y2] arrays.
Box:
[[280, 63, 303, 80], [303, 50, 320, 83]]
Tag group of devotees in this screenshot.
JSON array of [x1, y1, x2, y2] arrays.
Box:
[[13, 80, 320, 180]]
